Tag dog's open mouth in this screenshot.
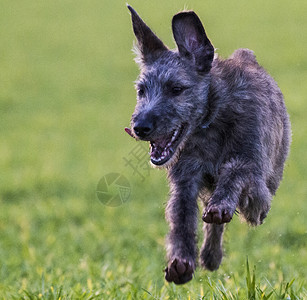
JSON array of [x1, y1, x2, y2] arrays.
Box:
[[150, 124, 186, 166]]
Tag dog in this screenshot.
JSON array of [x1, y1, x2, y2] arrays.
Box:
[[125, 5, 291, 284]]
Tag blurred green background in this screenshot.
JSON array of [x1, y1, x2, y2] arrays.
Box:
[[0, 0, 306, 298]]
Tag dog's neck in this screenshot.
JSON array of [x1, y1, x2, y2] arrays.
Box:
[[198, 76, 221, 130], [200, 108, 219, 129]]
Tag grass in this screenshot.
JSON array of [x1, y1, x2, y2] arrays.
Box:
[[0, 0, 307, 298]]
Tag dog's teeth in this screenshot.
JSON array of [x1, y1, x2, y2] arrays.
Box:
[[171, 129, 179, 142], [154, 156, 162, 162]]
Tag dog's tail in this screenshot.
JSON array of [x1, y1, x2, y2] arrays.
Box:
[[230, 48, 258, 65]]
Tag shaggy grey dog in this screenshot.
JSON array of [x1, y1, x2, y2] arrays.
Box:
[[125, 5, 291, 284]]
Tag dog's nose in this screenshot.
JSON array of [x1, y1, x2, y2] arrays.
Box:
[[133, 119, 154, 138]]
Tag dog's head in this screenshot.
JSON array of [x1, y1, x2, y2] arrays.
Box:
[[126, 5, 214, 168]]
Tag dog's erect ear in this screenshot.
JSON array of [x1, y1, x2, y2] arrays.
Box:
[[127, 5, 168, 64], [172, 11, 214, 73]]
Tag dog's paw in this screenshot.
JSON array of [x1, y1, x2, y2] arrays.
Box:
[[164, 258, 195, 285], [202, 203, 235, 224]]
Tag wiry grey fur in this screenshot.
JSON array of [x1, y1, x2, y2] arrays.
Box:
[[126, 5, 291, 285]]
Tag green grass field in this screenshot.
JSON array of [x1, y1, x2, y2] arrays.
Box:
[[1, 0, 307, 298]]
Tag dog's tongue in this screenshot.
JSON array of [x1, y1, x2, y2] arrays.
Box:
[[124, 127, 134, 138]]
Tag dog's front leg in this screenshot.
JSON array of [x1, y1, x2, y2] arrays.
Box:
[[164, 169, 201, 285], [202, 158, 251, 224]]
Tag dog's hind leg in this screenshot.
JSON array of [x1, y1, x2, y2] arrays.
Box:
[[200, 223, 224, 271], [238, 178, 271, 226]]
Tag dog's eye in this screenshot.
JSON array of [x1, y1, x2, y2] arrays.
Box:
[[137, 87, 145, 97], [171, 87, 184, 96]]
